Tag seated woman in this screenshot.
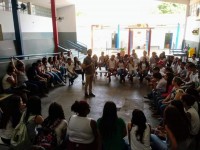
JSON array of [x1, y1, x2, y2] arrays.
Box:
[[2, 63, 28, 103], [53, 55, 66, 77], [97, 101, 127, 150], [74, 57, 85, 84], [42, 57, 65, 86], [35, 102, 67, 149], [67, 101, 99, 150], [2, 65, 18, 93], [107, 55, 117, 83], [151, 105, 190, 150], [66, 58, 78, 86], [117, 58, 127, 83], [127, 57, 137, 82], [138, 58, 150, 83], [127, 109, 151, 150], [0, 96, 24, 145], [24, 96, 44, 146]]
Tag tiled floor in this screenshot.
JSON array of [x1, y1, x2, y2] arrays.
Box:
[[41, 74, 159, 127]]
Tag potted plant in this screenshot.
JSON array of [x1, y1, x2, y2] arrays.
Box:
[[120, 48, 125, 57]]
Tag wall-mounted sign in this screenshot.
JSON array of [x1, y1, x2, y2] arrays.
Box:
[[192, 28, 199, 35]]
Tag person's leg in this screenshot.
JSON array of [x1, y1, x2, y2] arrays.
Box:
[[150, 134, 168, 150], [89, 75, 95, 97], [85, 74, 89, 95]]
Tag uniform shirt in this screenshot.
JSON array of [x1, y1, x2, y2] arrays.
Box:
[[2, 74, 14, 90], [130, 124, 151, 150], [83, 56, 95, 75], [68, 115, 94, 144]]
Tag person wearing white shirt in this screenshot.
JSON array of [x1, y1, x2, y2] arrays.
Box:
[[66, 58, 78, 85], [188, 54, 198, 65], [128, 109, 151, 150]]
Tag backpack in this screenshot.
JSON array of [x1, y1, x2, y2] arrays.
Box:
[[10, 112, 35, 150], [35, 119, 61, 150]]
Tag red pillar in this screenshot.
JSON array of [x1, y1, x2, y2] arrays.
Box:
[[51, 0, 58, 52], [148, 29, 152, 56], [128, 28, 131, 56]]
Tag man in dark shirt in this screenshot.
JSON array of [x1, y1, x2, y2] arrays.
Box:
[[82, 49, 95, 97]]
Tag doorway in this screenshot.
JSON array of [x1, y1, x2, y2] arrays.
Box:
[[164, 33, 173, 49]]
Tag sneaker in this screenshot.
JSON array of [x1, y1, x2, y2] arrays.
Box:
[[85, 93, 89, 97], [60, 82, 66, 86], [89, 93, 95, 97]]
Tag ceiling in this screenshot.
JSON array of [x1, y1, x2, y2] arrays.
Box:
[[21, 0, 75, 8], [20, 0, 189, 9]]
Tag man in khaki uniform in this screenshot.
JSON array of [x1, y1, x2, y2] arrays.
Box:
[[82, 49, 95, 97]]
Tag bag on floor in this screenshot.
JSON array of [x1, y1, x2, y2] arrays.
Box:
[[10, 112, 34, 150], [35, 119, 61, 150]]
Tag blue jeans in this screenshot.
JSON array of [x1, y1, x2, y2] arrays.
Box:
[[150, 134, 167, 150]]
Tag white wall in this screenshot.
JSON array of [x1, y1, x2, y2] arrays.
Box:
[[57, 5, 76, 32], [185, 16, 200, 42], [0, 10, 53, 33], [0, 11, 14, 32]]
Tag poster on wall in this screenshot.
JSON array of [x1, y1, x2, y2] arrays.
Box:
[[0, 24, 3, 41]]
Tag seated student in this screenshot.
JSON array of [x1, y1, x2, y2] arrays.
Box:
[[107, 55, 117, 82], [24, 96, 44, 147], [117, 58, 127, 83], [66, 58, 78, 85], [2, 63, 28, 103], [138, 58, 149, 83], [92, 54, 98, 75], [185, 63, 199, 88], [43, 57, 66, 86], [98, 52, 106, 76], [36, 60, 51, 83], [151, 105, 190, 150], [127, 57, 137, 82], [53, 55, 66, 77], [127, 109, 151, 150], [2, 65, 17, 93], [35, 102, 67, 149], [152, 77, 184, 117], [27, 63, 48, 96], [182, 94, 200, 136], [97, 101, 127, 150], [0, 96, 24, 145], [74, 57, 85, 85], [11, 57, 40, 96], [67, 101, 99, 150], [176, 62, 187, 79]]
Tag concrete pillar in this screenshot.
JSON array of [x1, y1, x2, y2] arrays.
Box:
[[51, 0, 58, 52], [5, 0, 11, 11], [11, 0, 24, 56]]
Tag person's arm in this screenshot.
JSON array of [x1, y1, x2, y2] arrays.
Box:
[[165, 125, 177, 150], [6, 75, 17, 87], [34, 115, 44, 125], [90, 119, 100, 150], [127, 123, 132, 145]]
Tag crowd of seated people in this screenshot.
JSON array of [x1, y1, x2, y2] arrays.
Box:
[[143, 51, 200, 149], [1, 52, 86, 99]]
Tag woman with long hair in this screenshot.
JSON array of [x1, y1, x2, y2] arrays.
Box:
[[35, 102, 67, 149], [24, 96, 44, 144], [0, 96, 24, 145], [97, 101, 127, 150], [67, 100, 99, 150], [128, 109, 151, 150], [151, 105, 190, 150]]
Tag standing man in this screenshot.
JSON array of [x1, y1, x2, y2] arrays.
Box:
[[82, 49, 95, 97]]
